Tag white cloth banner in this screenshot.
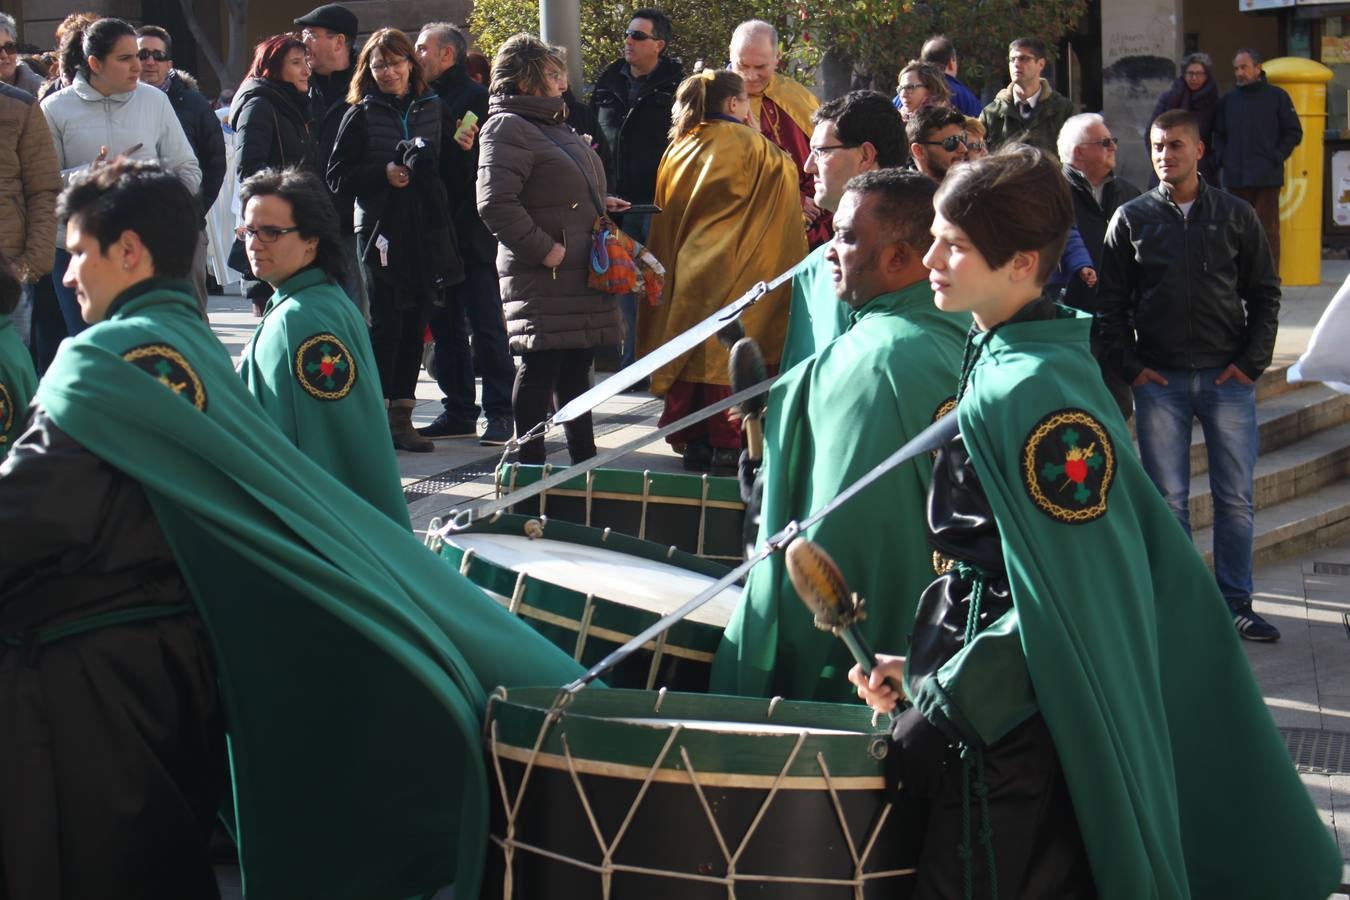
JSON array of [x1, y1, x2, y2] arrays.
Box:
[[1288, 272, 1350, 394], [206, 113, 242, 287]]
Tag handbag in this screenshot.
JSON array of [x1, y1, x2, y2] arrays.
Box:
[[526, 117, 648, 295]]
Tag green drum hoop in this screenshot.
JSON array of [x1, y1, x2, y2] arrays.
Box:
[[483, 687, 920, 899], [428, 514, 738, 692], [495, 463, 746, 563]]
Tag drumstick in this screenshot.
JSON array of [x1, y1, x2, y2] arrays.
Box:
[[785, 537, 902, 719], [729, 337, 767, 462]]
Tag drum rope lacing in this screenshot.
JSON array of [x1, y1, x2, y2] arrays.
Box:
[[488, 702, 917, 897]]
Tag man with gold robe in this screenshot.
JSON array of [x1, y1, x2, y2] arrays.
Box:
[[638, 70, 807, 472], [730, 20, 829, 248]]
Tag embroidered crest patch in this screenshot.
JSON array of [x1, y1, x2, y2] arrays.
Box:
[[1021, 408, 1115, 524], [122, 343, 208, 411], [0, 382, 12, 444], [295, 333, 356, 400]]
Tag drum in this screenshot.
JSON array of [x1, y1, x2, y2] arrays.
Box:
[[495, 463, 747, 564], [483, 687, 920, 899], [429, 514, 739, 692]]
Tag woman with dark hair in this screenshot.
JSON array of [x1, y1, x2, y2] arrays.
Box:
[[0, 252, 37, 458], [894, 59, 950, 122], [637, 69, 804, 472], [236, 166, 409, 526], [329, 27, 459, 453], [476, 33, 624, 466], [228, 33, 317, 312], [38, 16, 200, 344], [1151, 51, 1219, 183]]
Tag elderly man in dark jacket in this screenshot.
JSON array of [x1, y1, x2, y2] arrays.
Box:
[[1213, 48, 1302, 267], [413, 22, 517, 446], [135, 26, 226, 313], [590, 9, 683, 372]]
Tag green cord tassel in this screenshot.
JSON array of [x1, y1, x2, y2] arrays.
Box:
[[950, 560, 999, 900]]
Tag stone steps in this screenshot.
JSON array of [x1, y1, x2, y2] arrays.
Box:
[[1184, 361, 1350, 566]]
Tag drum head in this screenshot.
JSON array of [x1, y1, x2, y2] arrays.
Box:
[[448, 533, 741, 627]]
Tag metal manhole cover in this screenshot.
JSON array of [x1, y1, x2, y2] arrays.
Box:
[[1280, 727, 1350, 774]]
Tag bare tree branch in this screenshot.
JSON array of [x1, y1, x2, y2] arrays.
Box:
[[176, 0, 249, 91]]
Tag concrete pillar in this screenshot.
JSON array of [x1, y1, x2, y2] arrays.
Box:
[[1100, 0, 1184, 185], [540, 0, 582, 90]]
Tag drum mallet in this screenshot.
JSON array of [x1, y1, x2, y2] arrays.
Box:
[[785, 536, 903, 721], [729, 337, 767, 462]]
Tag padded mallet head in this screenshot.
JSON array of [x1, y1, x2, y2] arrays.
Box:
[[785, 537, 864, 633]]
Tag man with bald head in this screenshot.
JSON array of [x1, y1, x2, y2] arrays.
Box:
[[730, 20, 828, 247]]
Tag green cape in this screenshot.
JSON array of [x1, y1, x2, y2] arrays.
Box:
[[711, 282, 969, 701], [36, 281, 589, 900], [956, 308, 1341, 899], [0, 314, 37, 459], [239, 267, 409, 527], [779, 244, 850, 372]]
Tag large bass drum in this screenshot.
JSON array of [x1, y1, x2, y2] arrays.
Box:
[[430, 515, 739, 692], [494, 464, 746, 564], [483, 687, 919, 899]]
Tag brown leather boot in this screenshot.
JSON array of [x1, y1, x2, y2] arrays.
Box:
[[389, 399, 434, 453]]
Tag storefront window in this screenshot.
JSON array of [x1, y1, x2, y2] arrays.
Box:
[[1320, 16, 1350, 131]]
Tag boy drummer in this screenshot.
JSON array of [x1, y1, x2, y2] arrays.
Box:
[[849, 146, 1340, 898]]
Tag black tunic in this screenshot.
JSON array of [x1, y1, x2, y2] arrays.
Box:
[[0, 410, 226, 900]]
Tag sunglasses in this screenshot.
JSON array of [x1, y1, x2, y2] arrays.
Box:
[[967, 140, 986, 153], [0, 42, 19, 55], [624, 29, 657, 41], [1079, 137, 1119, 149], [235, 224, 300, 243], [137, 49, 170, 62], [918, 132, 969, 152]]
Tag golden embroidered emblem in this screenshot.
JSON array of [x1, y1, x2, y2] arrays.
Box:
[[1021, 408, 1115, 524], [295, 333, 357, 401], [122, 343, 207, 411]]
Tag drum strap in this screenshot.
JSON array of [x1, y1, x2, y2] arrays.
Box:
[[561, 409, 961, 693], [442, 377, 777, 532]]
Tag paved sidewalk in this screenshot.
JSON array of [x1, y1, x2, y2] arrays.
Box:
[[208, 260, 1350, 893]]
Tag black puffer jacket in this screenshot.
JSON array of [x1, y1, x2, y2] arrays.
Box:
[[229, 78, 318, 180], [430, 65, 495, 265], [589, 56, 683, 203], [164, 71, 226, 210], [1098, 178, 1281, 381]]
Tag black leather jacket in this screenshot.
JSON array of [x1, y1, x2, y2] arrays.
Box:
[[589, 56, 683, 203], [1097, 177, 1281, 382]]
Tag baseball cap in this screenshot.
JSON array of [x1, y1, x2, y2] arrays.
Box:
[[294, 4, 358, 38]]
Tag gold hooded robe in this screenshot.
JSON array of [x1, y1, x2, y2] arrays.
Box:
[[638, 120, 808, 394]]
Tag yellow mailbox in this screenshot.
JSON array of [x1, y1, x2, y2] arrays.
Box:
[[1264, 57, 1332, 287]]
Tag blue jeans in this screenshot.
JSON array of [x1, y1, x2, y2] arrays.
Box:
[[1133, 367, 1258, 611], [617, 212, 653, 369], [426, 256, 514, 421], [51, 248, 90, 339]]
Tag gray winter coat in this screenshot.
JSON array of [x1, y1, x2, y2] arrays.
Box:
[[476, 94, 621, 353]]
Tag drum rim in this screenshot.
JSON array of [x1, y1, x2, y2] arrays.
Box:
[[497, 462, 745, 506]]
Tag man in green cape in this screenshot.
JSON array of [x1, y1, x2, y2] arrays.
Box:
[[713, 169, 968, 702], [0, 255, 37, 458], [852, 147, 1341, 898], [1, 161, 588, 899], [779, 90, 908, 371], [235, 168, 409, 526]]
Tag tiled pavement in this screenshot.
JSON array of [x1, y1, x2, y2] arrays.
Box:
[[207, 264, 1350, 894]]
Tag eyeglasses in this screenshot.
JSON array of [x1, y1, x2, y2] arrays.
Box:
[[1008, 54, 1040, 64], [966, 140, 986, 153], [0, 42, 19, 55], [235, 224, 300, 243], [370, 58, 410, 73], [1184, 70, 1207, 79], [808, 143, 856, 159], [1079, 137, 1119, 149], [137, 49, 170, 62], [624, 29, 657, 41], [897, 83, 927, 94], [917, 132, 969, 152]]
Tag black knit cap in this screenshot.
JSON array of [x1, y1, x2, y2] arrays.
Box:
[[293, 4, 358, 38]]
